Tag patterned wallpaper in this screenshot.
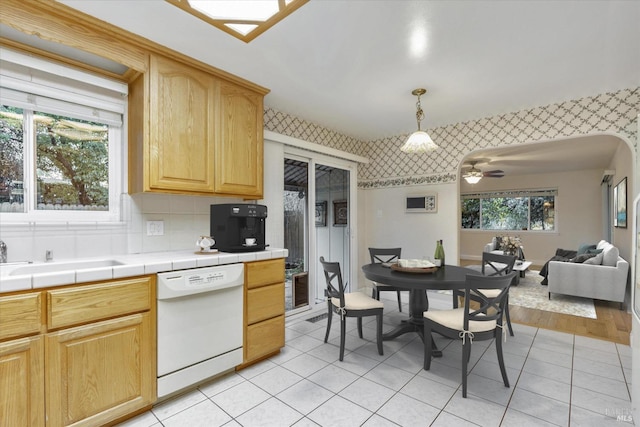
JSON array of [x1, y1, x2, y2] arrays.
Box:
[[264, 87, 639, 189]]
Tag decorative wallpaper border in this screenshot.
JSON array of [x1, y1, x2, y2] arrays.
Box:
[[265, 87, 639, 190]]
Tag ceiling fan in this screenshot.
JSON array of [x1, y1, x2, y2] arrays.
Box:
[[462, 161, 504, 184]]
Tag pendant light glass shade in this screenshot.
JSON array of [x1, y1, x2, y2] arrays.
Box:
[[400, 88, 438, 153], [400, 131, 438, 153]]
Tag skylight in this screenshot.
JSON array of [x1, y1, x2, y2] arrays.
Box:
[[166, 0, 309, 42]]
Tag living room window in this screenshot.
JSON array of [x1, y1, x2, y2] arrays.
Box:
[[461, 189, 556, 231]]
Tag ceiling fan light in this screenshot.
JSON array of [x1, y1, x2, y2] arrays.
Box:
[[463, 174, 482, 184], [400, 131, 437, 153]]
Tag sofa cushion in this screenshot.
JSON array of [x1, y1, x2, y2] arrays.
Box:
[[584, 252, 604, 265], [596, 240, 609, 250], [602, 245, 620, 267], [577, 244, 596, 255], [571, 253, 596, 263]]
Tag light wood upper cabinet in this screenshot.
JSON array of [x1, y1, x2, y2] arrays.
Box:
[[129, 53, 266, 199], [215, 81, 264, 197]]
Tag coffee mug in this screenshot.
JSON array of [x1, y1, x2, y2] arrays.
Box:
[[245, 237, 256, 246]]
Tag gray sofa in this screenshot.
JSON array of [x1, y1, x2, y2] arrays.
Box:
[[547, 240, 629, 308]]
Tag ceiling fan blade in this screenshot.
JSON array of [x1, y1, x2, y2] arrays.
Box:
[[483, 170, 505, 177]]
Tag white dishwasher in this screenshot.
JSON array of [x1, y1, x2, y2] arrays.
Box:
[[157, 263, 244, 398]]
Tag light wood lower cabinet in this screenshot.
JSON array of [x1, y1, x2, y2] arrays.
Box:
[[0, 276, 156, 427], [241, 259, 285, 367], [45, 313, 154, 427], [0, 336, 44, 427]]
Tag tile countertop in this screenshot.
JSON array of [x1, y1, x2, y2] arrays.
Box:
[[0, 248, 288, 294]]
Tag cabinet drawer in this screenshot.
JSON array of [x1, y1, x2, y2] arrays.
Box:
[[246, 258, 284, 289], [0, 292, 42, 341], [47, 277, 152, 330], [247, 282, 284, 324], [245, 315, 284, 362]]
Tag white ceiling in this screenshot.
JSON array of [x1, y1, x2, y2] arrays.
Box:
[[51, 1, 640, 175]]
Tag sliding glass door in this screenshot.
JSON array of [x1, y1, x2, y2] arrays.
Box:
[[314, 163, 351, 303], [283, 149, 357, 316]]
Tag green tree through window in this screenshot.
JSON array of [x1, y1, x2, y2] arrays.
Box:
[[461, 192, 555, 231]]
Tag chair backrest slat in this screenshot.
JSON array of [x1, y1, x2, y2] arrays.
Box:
[[369, 247, 402, 264], [481, 252, 516, 276], [319, 256, 346, 307], [463, 272, 517, 330]]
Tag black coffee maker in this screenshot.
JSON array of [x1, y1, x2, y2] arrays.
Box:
[[210, 204, 267, 253]]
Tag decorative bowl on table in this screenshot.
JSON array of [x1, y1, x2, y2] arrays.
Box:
[[390, 259, 438, 273]]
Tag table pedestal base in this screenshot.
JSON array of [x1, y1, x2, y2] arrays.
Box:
[[382, 288, 442, 357]]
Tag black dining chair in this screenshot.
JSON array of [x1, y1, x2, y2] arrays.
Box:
[[319, 256, 384, 361], [424, 272, 517, 398], [454, 252, 517, 336], [368, 247, 404, 312]]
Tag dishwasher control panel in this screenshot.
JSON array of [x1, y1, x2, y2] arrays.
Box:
[[186, 271, 226, 287], [157, 263, 244, 300]]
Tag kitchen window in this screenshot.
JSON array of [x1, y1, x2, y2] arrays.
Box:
[[461, 189, 556, 231], [0, 47, 126, 222]]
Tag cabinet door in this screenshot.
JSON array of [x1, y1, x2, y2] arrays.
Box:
[[45, 313, 155, 427], [0, 336, 44, 427], [215, 81, 264, 198], [245, 315, 285, 362], [149, 54, 217, 193]]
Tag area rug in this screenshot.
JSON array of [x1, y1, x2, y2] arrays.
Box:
[[509, 270, 597, 319]]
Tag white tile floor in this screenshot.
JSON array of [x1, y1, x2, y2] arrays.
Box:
[[118, 292, 633, 426]]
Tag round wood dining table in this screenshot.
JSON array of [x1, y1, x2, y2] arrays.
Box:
[[362, 263, 478, 357]]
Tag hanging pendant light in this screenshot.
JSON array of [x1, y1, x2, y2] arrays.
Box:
[[400, 88, 438, 153]]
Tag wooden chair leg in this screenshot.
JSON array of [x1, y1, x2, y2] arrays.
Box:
[[496, 331, 510, 388], [504, 301, 514, 336], [339, 317, 346, 361], [462, 340, 472, 398], [376, 313, 383, 355], [357, 317, 363, 338], [396, 290, 402, 312], [324, 303, 333, 343]]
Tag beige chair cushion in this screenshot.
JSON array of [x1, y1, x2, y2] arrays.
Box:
[[423, 308, 496, 333], [332, 292, 384, 310], [470, 288, 500, 298]]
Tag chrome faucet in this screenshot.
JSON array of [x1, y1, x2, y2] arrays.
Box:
[[0, 240, 6, 263]]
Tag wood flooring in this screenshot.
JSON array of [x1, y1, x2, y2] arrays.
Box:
[[460, 260, 632, 345]]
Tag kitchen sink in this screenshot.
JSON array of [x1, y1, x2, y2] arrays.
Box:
[[7, 259, 125, 276]]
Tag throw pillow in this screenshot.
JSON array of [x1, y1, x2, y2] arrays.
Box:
[[577, 244, 596, 255], [596, 240, 609, 250], [586, 248, 603, 255], [555, 248, 578, 258], [584, 252, 604, 265], [495, 236, 503, 250], [571, 253, 596, 263], [602, 245, 620, 266]]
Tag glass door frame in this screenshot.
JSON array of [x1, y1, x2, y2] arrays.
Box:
[[284, 146, 359, 313]]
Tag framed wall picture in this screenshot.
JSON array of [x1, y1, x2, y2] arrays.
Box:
[[315, 201, 327, 226], [615, 177, 627, 228], [333, 200, 347, 226]]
